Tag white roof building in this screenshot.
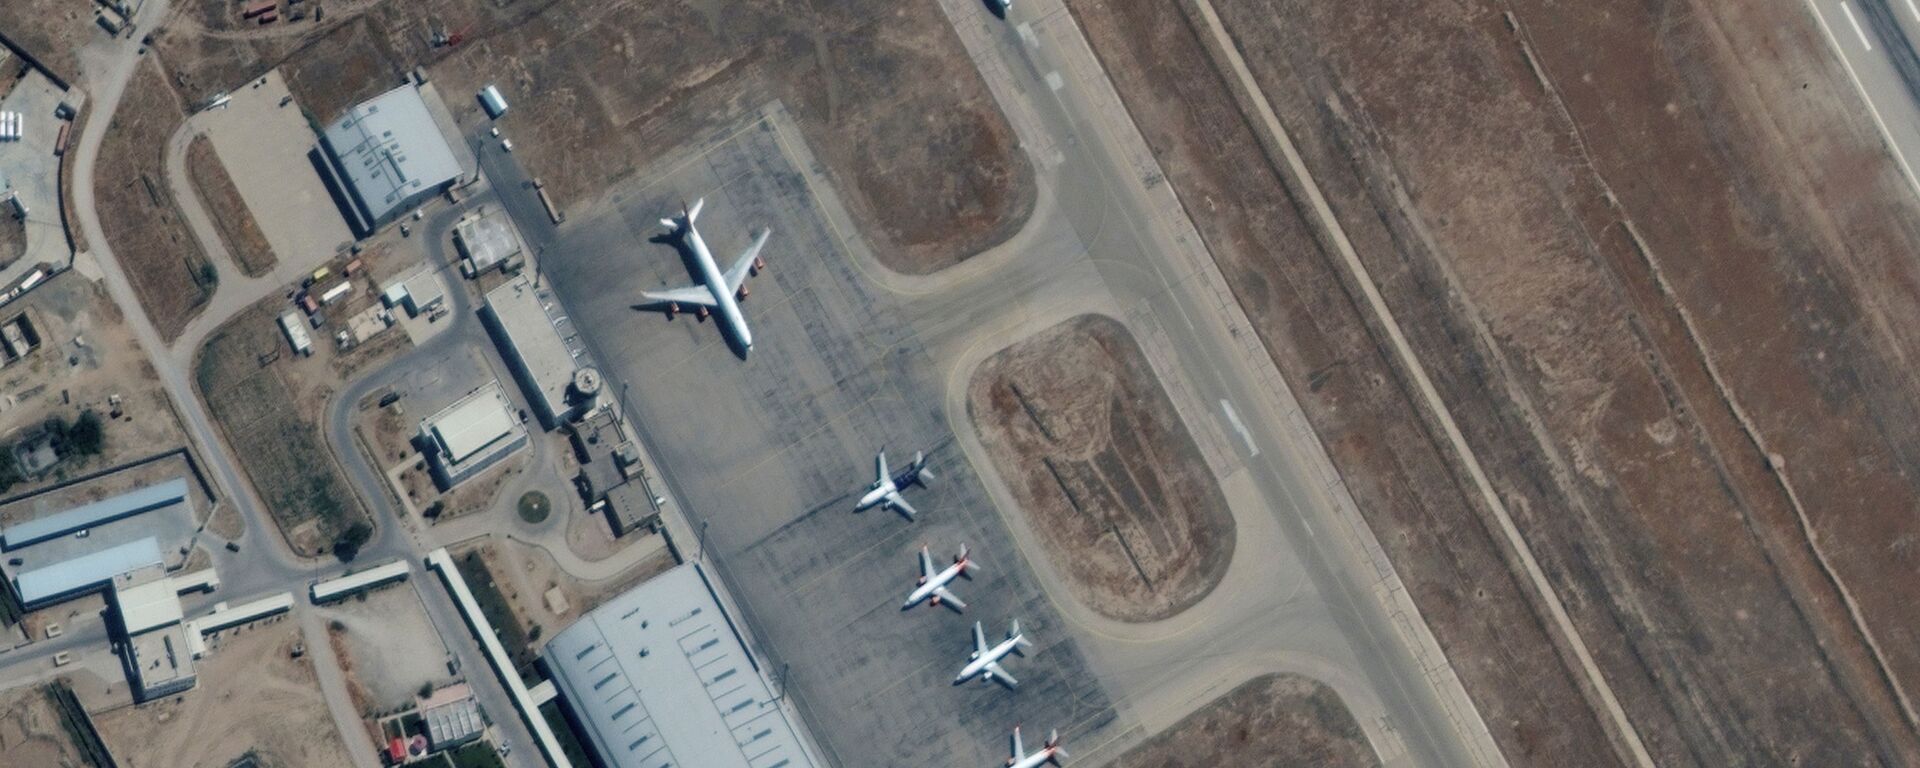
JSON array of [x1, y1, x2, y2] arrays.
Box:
[[419, 381, 528, 489], [316, 84, 463, 235]]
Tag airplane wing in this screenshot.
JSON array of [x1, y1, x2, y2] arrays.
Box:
[[972, 621, 988, 655], [985, 661, 1018, 688], [884, 491, 917, 520], [723, 230, 771, 292], [1012, 727, 1026, 761], [919, 548, 935, 580], [638, 285, 717, 308], [876, 452, 889, 484], [933, 586, 966, 610]]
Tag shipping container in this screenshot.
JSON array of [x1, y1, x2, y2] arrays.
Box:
[[241, 0, 275, 17], [319, 280, 352, 305]]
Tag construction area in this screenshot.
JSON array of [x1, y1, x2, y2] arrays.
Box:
[[968, 314, 1234, 622], [1062, 0, 1920, 762], [95, 621, 356, 768], [316, 581, 459, 714]]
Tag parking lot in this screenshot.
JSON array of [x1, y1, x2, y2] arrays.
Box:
[[539, 111, 1118, 766]]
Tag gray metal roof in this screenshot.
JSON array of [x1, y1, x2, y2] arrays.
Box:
[[542, 564, 816, 768], [482, 275, 583, 428], [14, 537, 164, 605], [2, 478, 189, 550], [320, 84, 462, 226]]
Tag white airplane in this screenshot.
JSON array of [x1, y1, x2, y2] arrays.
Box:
[[954, 619, 1030, 687], [855, 450, 933, 520], [637, 198, 770, 355], [1002, 726, 1068, 768], [902, 543, 976, 611]]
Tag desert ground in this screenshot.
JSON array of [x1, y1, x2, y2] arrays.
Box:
[[183, 135, 276, 277], [96, 621, 356, 768], [1067, 0, 1920, 763], [968, 314, 1234, 622], [0, 684, 88, 767], [1111, 674, 1378, 768]]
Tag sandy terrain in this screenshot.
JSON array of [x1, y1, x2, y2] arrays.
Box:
[[184, 135, 276, 277], [318, 584, 457, 713], [96, 622, 356, 768], [0, 0, 93, 84], [968, 314, 1233, 622], [0, 685, 88, 768], [0, 215, 22, 269], [1111, 674, 1377, 768], [1070, 0, 1920, 763], [153, 0, 1032, 275], [93, 59, 215, 341]]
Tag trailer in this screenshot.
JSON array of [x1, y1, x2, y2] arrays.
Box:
[[241, 0, 275, 17], [318, 280, 353, 305], [256, 10, 277, 23], [479, 85, 509, 119]]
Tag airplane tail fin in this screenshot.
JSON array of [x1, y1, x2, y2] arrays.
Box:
[[1046, 729, 1065, 762], [956, 544, 978, 579], [659, 197, 705, 231], [1010, 619, 1031, 654], [911, 451, 934, 487]]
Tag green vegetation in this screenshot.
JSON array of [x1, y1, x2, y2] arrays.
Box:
[[540, 701, 596, 768], [45, 681, 115, 768], [453, 551, 537, 680], [332, 521, 373, 562], [448, 742, 507, 768], [517, 491, 551, 524], [0, 410, 110, 494], [196, 312, 368, 555]]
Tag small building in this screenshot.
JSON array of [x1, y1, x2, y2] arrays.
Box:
[[403, 270, 447, 316], [279, 311, 313, 356], [453, 209, 523, 275], [482, 276, 597, 429], [313, 84, 464, 236], [319, 280, 354, 306], [420, 682, 485, 750], [542, 564, 820, 768], [310, 559, 409, 603], [12, 537, 164, 607], [418, 381, 528, 489], [478, 85, 509, 119], [111, 567, 198, 701]]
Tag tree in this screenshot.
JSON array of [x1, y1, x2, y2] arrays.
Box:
[[331, 522, 373, 562], [66, 411, 104, 457]]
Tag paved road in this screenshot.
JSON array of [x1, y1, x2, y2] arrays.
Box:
[[1805, 0, 1920, 193]]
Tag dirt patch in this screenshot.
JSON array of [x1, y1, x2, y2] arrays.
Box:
[[1069, 0, 1920, 763], [1113, 674, 1376, 768], [0, 684, 89, 767], [968, 314, 1232, 622], [0, 1, 93, 84], [0, 214, 23, 269], [93, 59, 215, 340], [96, 622, 355, 768], [185, 135, 277, 277], [318, 585, 457, 713]]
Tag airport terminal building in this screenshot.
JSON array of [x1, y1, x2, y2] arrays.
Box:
[[541, 564, 819, 768]]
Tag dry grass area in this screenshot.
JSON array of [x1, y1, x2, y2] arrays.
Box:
[[968, 314, 1232, 622], [0, 0, 94, 84], [93, 59, 215, 341], [1112, 674, 1377, 768], [0, 215, 23, 269], [97, 622, 356, 768], [1070, 0, 1920, 763], [152, 0, 1031, 275], [194, 300, 369, 556], [0, 685, 88, 767], [185, 135, 277, 277]]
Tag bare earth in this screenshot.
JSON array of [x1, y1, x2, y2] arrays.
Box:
[[1070, 0, 1920, 763], [93, 59, 214, 341], [184, 135, 277, 277], [968, 314, 1233, 622], [0, 685, 87, 768], [1111, 674, 1378, 768], [154, 0, 1033, 275], [96, 622, 356, 768], [0, 0, 92, 84]]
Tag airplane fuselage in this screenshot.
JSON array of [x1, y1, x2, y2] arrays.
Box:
[[956, 636, 1023, 683], [904, 560, 965, 608], [1008, 751, 1061, 768], [856, 478, 896, 511], [685, 223, 754, 352]]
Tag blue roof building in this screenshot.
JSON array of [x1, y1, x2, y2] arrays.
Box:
[[14, 537, 164, 606], [1, 478, 189, 550]]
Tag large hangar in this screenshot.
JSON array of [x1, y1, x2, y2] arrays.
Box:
[[542, 564, 820, 768], [314, 83, 463, 235]]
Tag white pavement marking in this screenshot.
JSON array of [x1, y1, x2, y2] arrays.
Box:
[[1842, 1, 1874, 50], [1045, 71, 1065, 91], [1908, 0, 1920, 22], [1219, 399, 1259, 457], [1804, 0, 1920, 201], [1018, 22, 1039, 48]]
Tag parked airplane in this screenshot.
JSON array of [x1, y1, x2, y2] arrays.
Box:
[[902, 543, 976, 611], [955, 619, 1030, 687], [1002, 726, 1068, 768], [856, 450, 934, 520], [637, 198, 770, 356]]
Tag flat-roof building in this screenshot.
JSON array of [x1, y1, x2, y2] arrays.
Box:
[[482, 275, 599, 429], [111, 567, 200, 701], [13, 536, 164, 607], [1, 478, 189, 550], [541, 564, 820, 768], [310, 559, 409, 602], [419, 381, 528, 489], [314, 83, 463, 236], [421, 683, 485, 750], [454, 209, 523, 275]]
